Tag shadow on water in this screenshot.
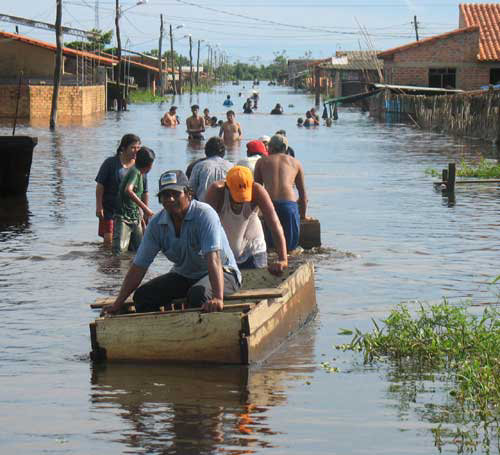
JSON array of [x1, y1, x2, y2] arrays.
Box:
[[0, 195, 31, 241], [383, 363, 499, 454], [90, 327, 316, 455]]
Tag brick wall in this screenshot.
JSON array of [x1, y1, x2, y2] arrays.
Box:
[[0, 85, 30, 118], [382, 29, 494, 90], [0, 84, 105, 119]]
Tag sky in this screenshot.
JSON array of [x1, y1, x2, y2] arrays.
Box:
[[0, 0, 491, 64]]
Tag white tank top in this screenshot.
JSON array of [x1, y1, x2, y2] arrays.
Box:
[[220, 188, 266, 263]]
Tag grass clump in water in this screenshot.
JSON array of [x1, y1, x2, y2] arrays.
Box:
[[337, 302, 500, 450], [425, 158, 500, 178], [129, 90, 168, 104]]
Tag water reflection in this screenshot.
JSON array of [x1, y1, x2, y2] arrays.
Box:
[[49, 132, 66, 224], [90, 358, 314, 454], [0, 195, 30, 240]]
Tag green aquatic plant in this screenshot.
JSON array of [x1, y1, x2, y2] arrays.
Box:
[[456, 158, 500, 178], [129, 89, 170, 104], [426, 158, 500, 179], [337, 302, 500, 451]]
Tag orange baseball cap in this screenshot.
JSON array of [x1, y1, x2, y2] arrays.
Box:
[[226, 166, 253, 203]]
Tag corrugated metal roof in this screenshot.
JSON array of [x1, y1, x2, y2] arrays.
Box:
[[373, 83, 463, 93], [460, 3, 500, 61], [0, 31, 116, 65]]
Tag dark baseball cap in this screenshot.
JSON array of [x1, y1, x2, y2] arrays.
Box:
[[158, 170, 189, 195]]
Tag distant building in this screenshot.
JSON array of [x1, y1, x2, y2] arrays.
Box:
[[318, 51, 383, 98], [0, 31, 114, 120], [378, 3, 500, 91]]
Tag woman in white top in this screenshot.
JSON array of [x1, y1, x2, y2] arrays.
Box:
[[204, 166, 288, 275]]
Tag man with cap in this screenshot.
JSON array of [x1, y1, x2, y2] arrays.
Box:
[[205, 166, 288, 274], [236, 139, 268, 173], [101, 170, 241, 315], [254, 134, 307, 252], [259, 135, 270, 153], [275, 130, 295, 157], [161, 106, 180, 127]]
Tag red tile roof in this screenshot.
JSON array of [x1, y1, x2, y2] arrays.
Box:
[[460, 3, 500, 61], [0, 31, 116, 65], [99, 51, 178, 74], [378, 26, 479, 59]]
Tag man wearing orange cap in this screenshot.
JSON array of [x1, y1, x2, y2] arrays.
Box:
[[205, 166, 288, 275], [236, 139, 268, 173]]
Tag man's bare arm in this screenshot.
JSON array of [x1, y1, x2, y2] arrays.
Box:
[[204, 181, 225, 214], [203, 251, 224, 312], [102, 264, 148, 315], [254, 184, 287, 274], [254, 159, 263, 185], [295, 162, 308, 219]]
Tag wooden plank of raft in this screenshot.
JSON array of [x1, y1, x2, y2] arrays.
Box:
[[90, 287, 284, 309]]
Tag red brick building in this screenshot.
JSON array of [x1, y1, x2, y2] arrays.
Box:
[[378, 4, 500, 91]]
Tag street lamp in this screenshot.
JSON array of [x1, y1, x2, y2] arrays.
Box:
[[169, 24, 184, 95], [120, 0, 148, 16], [182, 34, 193, 93], [196, 39, 204, 86], [115, 0, 148, 110]]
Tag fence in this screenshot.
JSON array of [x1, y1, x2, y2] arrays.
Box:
[[369, 88, 500, 142]]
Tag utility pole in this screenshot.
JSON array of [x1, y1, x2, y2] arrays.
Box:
[[169, 24, 176, 95], [158, 14, 164, 96], [50, 0, 63, 130], [115, 0, 123, 110], [178, 52, 183, 95], [189, 35, 193, 94], [413, 15, 419, 41], [95, 0, 99, 30], [196, 39, 200, 86]]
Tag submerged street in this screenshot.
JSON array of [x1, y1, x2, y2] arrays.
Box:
[[1, 83, 499, 454]]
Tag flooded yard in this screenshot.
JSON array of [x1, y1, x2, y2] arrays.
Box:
[[1, 83, 499, 454]]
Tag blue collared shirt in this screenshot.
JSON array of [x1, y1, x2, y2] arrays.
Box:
[[188, 156, 232, 202], [134, 200, 241, 283]]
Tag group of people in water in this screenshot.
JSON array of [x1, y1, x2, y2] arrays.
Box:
[[97, 111, 309, 316], [161, 104, 243, 142]]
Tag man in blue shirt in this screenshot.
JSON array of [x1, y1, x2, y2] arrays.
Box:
[[102, 170, 241, 315]]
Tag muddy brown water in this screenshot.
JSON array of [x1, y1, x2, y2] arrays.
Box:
[[1, 83, 499, 454]]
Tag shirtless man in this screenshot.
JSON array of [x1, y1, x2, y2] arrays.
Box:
[[254, 134, 307, 251], [219, 110, 242, 143], [186, 104, 205, 140], [161, 106, 179, 127], [203, 108, 211, 125]]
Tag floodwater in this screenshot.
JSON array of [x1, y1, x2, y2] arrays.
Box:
[[1, 83, 499, 454]]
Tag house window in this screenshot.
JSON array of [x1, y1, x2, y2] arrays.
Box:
[[429, 68, 456, 89], [490, 68, 500, 85]]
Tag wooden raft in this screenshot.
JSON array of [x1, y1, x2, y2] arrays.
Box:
[[89, 262, 317, 365], [90, 288, 284, 310]]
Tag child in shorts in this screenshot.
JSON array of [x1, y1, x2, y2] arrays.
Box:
[[112, 147, 155, 255]]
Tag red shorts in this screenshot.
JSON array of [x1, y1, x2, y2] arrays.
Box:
[[98, 218, 114, 238]]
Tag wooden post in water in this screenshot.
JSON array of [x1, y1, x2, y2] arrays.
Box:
[[50, 0, 62, 130], [442, 168, 448, 183], [169, 24, 176, 95], [315, 65, 321, 106], [447, 162, 456, 193], [158, 14, 164, 97], [12, 71, 23, 135], [115, 0, 123, 110]]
